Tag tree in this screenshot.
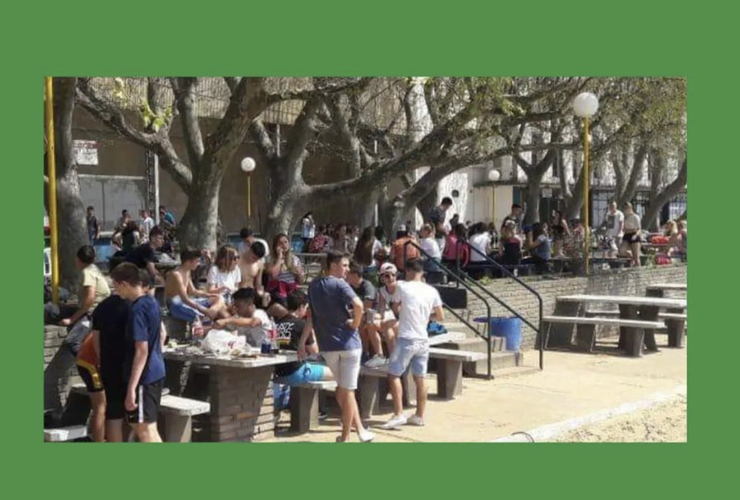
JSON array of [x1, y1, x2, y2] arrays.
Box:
[[45, 78, 88, 290]]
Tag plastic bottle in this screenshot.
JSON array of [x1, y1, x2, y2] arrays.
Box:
[[192, 316, 204, 343]]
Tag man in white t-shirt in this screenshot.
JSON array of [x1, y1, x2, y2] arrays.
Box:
[[603, 201, 624, 258], [216, 288, 274, 347], [380, 259, 444, 430], [139, 209, 155, 243]]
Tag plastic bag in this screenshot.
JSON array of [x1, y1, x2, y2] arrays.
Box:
[[201, 329, 245, 356]]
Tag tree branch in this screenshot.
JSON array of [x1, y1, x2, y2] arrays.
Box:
[[171, 77, 205, 167], [201, 77, 270, 171], [249, 119, 277, 161]]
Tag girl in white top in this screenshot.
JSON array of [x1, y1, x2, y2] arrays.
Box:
[[468, 222, 492, 262], [207, 245, 242, 302], [419, 224, 442, 260]]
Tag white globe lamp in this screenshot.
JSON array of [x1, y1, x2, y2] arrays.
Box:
[[241, 157, 256, 173], [573, 92, 599, 118]]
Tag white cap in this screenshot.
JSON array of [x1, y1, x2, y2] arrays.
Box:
[[380, 263, 398, 275]]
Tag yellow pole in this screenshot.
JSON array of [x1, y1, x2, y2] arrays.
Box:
[[247, 173, 252, 219], [45, 77, 60, 303], [583, 117, 590, 276]]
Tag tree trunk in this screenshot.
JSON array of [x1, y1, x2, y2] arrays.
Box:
[[416, 185, 439, 226], [524, 176, 542, 224], [641, 159, 687, 232], [178, 169, 223, 251], [56, 173, 89, 290], [48, 77, 88, 290]]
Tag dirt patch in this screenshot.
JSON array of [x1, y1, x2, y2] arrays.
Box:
[[551, 395, 687, 442]]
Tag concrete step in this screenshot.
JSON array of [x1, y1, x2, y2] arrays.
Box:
[[438, 336, 506, 354], [464, 351, 523, 376], [440, 321, 483, 339]]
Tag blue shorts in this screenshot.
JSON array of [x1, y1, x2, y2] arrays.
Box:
[[388, 337, 430, 377], [280, 362, 326, 386], [166, 296, 211, 322]]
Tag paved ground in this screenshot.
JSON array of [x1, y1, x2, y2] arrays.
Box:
[[269, 338, 687, 443]]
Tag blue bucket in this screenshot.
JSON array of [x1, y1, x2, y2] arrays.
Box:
[[475, 316, 522, 351]]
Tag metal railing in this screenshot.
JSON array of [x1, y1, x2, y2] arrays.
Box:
[[403, 240, 492, 380], [442, 240, 545, 370], [401, 241, 494, 378]]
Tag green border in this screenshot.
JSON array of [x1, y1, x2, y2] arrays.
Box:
[[2, 0, 734, 497]]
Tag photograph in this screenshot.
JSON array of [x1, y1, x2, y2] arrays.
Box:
[[42, 76, 687, 444]]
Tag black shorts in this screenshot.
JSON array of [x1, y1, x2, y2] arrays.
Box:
[[101, 373, 126, 420], [76, 361, 104, 393], [623, 232, 639, 244], [125, 379, 164, 424]]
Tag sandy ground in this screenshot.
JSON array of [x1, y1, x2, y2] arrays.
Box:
[[551, 396, 687, 443], [269, 337, 687, 443]]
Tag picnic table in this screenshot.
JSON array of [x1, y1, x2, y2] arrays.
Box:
[[163, 348, 298, 442], [553, 294, 687, 357], [646, 283, 687, 297]]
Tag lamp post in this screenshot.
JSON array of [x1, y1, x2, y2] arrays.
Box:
[[572, 92, 599, 275], [241, 157, 256, 223], [488, 169, 501, 226]]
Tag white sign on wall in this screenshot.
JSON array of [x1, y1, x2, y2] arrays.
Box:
[[74, 140, 98, 166]]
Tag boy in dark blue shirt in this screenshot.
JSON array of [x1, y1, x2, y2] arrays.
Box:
[[110, 263, 166, 442]]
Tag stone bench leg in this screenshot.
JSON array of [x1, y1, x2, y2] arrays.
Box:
[[290, 387, 319, 433], [638, 305, 660, 352], [547, 302, 581, 348], [401, 369, 417, 407], [159, 414, 193, 442], [358, 376, 380, 420], [436, 359, 463, 400], [618, 304, 645, 357], [666, 319, 686, 347], [575, 324, 597, 352]]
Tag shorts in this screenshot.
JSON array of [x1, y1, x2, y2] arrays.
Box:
[[76, 360, 104, 393], [125, 378, 164, 424], [280, 362, 326, 385], [166, 296, 210, 322], [388, 337, 430, 377], [623, 232, 640, 244], [102, 376, 126, 420], [322, 349, 362, 390]]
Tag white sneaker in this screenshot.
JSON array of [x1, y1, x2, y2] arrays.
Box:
[[407, 414, 424, 426], [358, 429, 375, 442], [364, 355, 387, 368], [380, 414, 407, 430]]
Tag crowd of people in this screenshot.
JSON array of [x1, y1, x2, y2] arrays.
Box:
[[50, 196, 686, 443]]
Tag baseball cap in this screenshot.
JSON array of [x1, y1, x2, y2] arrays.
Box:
[[380, 263, 398, 275]]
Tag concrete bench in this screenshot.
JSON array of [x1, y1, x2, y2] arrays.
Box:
[[288, 380, 337, 433], [660, 312, 687, 320], [44, 425, 88, 442], [357, 365, 420, 419], [158, 395, 210, 442], [429, 348, 487, 399], [544, 315, 665, 353]]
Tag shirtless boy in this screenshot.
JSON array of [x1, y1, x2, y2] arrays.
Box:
[[165, 249, 228, 322], [239, 241, 269, 307]]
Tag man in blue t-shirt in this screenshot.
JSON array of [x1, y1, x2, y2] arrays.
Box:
[[299, 251, 374, 443], [110, 263, 165, 443]]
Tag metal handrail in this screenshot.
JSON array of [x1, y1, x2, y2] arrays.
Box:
[[400, 240, 494, 379], [460, 241, 545, 370]]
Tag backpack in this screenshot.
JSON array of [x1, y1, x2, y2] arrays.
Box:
[[393, 238, 420, 270]]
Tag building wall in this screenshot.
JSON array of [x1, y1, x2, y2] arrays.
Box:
[[458, 264, 687, 350]]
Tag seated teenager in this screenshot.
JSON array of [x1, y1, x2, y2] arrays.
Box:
[[524, 222, 551, 274], [165, 249, 227, 323], [498, 220, 523, 267], [216, 287, 273, 347], [368, 262, 400, 358], [274, 290, 334, 385], [419, 224, 442, 273], [239, 241, 270, 307], [441, 223, 470, 271], [126, 226, 166, 286], [266, 233, 304, 318], [346, 262, 385, 367], [207, 245, 242, 303]]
